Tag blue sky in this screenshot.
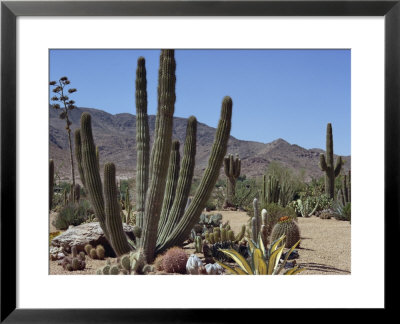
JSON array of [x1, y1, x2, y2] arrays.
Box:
[[50, 49, 350, 155]]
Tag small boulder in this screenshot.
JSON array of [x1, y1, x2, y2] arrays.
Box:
[[50, 222, 135, 257]]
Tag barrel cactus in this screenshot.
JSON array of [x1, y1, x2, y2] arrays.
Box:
[[162, 246, 188, 274], [270, 216, 301, 248], [75, 50, 232, 263]]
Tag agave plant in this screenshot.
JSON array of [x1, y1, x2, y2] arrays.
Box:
[[215, 235, 304, 275]]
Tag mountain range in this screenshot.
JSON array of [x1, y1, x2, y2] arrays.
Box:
[[49, 107, 350, 182]]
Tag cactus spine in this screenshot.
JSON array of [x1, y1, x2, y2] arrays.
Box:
[[319, 123, 342, 199], [49, 159, 54, 210], [223, 154, 241, 207], [135, 56, 150, 232]]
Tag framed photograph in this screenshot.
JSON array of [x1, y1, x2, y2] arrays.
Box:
[[1, 0, 397, 321]]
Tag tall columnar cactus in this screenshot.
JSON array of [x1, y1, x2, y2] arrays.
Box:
[[157, 140, 181, 236], [74, 129, 86, 188], [104, 163, 132, 255], [260, 174, 280, 206], [80, 112, 111, 242], [78, 50, 232, 263], [223, 154, 241, 207], [251, 198, 260, 242], [319, 123, 342, 199], [338, 170, 351, 204], [140, 50, 177, 262], [157, 116, 197, 247], [49, 159, 54, 210], [135, 56, 150, 232], [156, 96, 232, 256]]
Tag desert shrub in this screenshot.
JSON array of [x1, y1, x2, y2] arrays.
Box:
[[334, 201, 351, 221], [232, 178, 258, 210], [264, 162, 307, 203], [204, 198, 216, 211], [49, 231, 62, 245], [53, 200, 92, 230], [214, 178, 258, 210]]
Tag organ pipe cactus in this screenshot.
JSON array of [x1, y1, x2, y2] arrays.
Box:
[[77, 50, 232, 263], [135, 56, 150, 232], [223, 154, 241, 207], [157, 141, 180, 238], [319, 123, 343, 199], [49, 159, 54, 210], [261, 175, 280, 205], [104, 163, 132, 256]]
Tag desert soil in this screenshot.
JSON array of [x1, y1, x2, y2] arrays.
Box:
[[49, 211, 350, 275]]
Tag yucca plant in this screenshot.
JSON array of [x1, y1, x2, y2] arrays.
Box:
[[215, 235, 304, 275]]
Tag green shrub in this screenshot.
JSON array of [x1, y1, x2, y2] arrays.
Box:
[[53, 200, 92, 230], [204, 198, 216, 211], [334, 201, 351, 221]]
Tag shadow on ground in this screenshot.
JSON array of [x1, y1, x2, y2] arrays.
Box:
[[298, 262, 351, 274]]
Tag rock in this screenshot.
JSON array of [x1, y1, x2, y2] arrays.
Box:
[[284, 260, 297, 269], [281, 249, 299, 260], [49, 246, 66, 260], [319, 209, 335, 219], [50, 222, 135, 257]]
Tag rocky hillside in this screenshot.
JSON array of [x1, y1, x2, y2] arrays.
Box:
[[49, 107, 350, 182]]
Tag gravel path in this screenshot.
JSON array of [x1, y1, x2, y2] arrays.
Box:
[[49, 212, 350, 275], [295, 216, 351, 275]]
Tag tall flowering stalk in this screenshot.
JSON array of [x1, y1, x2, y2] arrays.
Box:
[[49, 76, 78, 200]]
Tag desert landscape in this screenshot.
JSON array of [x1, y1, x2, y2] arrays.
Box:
[[49, 49, 351, 276]]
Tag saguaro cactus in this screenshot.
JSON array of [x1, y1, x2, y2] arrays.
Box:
[[319, 123, 342, 199], [78, 50, 233, 262], [49, 159, 54, 210], [223, 154, 241, 207]]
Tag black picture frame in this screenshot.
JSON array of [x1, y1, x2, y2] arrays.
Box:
[[1, 0, 397, 322]]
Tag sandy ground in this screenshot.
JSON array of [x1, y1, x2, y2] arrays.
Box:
[[49, 211, 350, 275]]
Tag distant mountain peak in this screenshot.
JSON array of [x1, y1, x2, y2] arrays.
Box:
[[49, 106, 350, 181], [271, 138, 290, 145]]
